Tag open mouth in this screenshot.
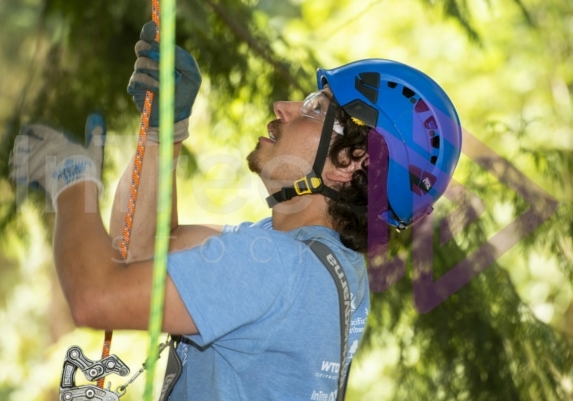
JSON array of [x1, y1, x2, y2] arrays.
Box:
[[258, 130, 276, 145], [263, 120, 280, 144], [268, 131, 276, 142]]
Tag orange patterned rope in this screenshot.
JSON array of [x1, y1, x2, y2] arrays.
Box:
[[120, 0, 161, 260], [97, 0, 161, 389]]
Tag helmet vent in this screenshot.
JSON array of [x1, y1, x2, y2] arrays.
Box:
[[343, 99, 379, 128], [415, 99, 430, 112], [355, 76, 379, 103], [420, 108, 441, 165], [402, 86, 416, 99], [359, 72, 381, 88], [409, 165, 436, 195], [424, 116, 438, 130]]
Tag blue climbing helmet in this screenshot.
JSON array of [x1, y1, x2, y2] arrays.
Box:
[[317, 58, 462, 229]]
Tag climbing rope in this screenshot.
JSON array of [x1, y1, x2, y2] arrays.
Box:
[[97, 0, 160, 388], [97, 1, 175, 400], [145, 0, 176, 398], [119, 0, 161, 261]]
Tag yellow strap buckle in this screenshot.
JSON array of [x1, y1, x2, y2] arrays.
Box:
[[294, 175, 323, 195]]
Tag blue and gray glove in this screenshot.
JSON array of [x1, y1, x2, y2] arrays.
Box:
[[9, 113, 106, 208], [127, 21, 202, 142]]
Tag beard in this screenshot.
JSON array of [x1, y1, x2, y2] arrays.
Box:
[[246, 142, 262, 174]]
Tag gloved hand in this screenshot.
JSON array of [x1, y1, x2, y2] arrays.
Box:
[[10, 113, 106, 208], [127, 21, 202, 143]]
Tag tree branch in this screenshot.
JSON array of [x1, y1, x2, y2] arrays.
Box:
[[202, 0, 306, 93]]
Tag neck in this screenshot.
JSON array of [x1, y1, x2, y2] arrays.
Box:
[[270, 194, 333, 232]]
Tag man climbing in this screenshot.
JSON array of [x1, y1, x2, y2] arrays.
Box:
[[10, 21, 461, 400]]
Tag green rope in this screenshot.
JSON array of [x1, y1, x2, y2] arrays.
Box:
[[144, 0, 176, 399]]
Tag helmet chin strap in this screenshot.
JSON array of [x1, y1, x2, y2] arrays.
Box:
[[266, 101, 340, 208]]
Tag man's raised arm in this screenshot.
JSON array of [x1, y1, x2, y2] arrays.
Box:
[[108, 21, 219, 262]]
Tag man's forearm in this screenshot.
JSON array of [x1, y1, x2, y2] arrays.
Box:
[[54, 182, 122, 325], [109, 142, 181, 263]]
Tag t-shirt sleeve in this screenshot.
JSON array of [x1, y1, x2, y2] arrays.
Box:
[[167, 228, 295, 347]]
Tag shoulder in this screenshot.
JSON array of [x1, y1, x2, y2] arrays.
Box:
[[169, 219, 307, 280], [288, 225, 369, 307], [287, 225, 365, 270]]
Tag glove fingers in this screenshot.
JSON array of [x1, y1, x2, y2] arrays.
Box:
[[9, 125, 64, 189], [130, 23, 202, 127], [85, 113, 106, 148], [85, 113, 106, 172], [128, 54, 161, 94], [137, 40, 200, 79], [140, 20, 158, 43], [131, 57, 160, 82], [134, 57, 159, 75], [9, 134, 31, 183], [134, 39, 152, 53], [134, 42, 201, 88], [127, 71, 160, 94], [135, 40, 159, 61]]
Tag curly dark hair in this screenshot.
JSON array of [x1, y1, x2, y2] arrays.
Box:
[[327, 107, 371, 253]]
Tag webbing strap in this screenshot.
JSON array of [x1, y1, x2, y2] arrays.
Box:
[[304, 240, 352, 401], [96, 0, 161, 391], [266, 101, 340, 207], [311, 102, 338, 178]]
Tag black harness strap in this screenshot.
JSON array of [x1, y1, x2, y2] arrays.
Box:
[[157, 335, 182, 401], [266, 102, 340, 207], [304, 239, 352, 401]]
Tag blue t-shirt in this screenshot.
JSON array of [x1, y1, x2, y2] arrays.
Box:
[[167, 218, 369, 401]]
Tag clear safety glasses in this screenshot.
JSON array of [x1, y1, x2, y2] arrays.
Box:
[[300, 91, 344, 135]]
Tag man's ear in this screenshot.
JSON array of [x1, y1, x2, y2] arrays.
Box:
[[324, 163, 357, 183], [324, 151, 368, 184]]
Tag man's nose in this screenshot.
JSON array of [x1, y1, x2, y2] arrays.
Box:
[[273, 101, 302, 121]]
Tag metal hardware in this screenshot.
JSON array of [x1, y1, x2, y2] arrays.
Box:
[[59, 341, 170, 400]]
